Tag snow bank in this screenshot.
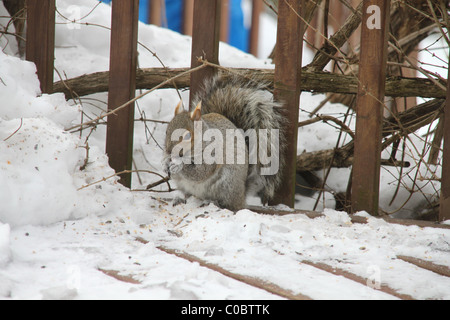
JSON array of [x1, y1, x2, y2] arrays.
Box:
[[0, 222, 11, 297], [0, 222, 10, 267], [0, 50, 133, 226], [0, 117, 79, 225], [0, 52, 73, 225]]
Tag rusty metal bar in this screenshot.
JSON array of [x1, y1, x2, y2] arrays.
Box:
[[25, 0, 55, 94], [189, 0, 221, 109], [106, 0, 139, 188], [440, 49, 450, 222], [269, 0, 304, 208], [351, 0, 390, 215], [249, 0, 263, 56]]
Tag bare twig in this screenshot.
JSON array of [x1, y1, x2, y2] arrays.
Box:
[[77, 169, 169, 191], [65, 62, 208, 132], [298, 114, 355, 139], [3, 118, 23, 141]]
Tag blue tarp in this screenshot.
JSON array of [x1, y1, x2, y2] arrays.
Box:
[[100, 0, 248, 52]]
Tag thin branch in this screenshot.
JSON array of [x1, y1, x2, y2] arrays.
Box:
[[2, 118, 23, 141], [298, 114, 355, 139], [65, 62, 208, 132], [77, 169, 169, 191], [387, 39, 446, 92], [306, 1, 363, 72]]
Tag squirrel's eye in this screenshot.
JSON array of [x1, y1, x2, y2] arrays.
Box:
[[183, 131, 191, 140]]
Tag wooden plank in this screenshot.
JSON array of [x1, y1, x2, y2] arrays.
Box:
[[98, 268, 141, 284], [270, 0, 304, 208], [220, 0, 229, 43], [249, 0, 263, 56], [396, 255, 450, 278], [134, 236, 312, 299], [440, 50, 450, 222], [149, 0, 161, 26], [25, 0, 55, 94], [3, 0, 26, 56], [182, 0, 194, 36], [382, 216, 450, 230], [248, 205, 324, 219], [351, 0, 390, 215], [249, 205, 450, 230], [189, 0, 221, 108], [106, 0, 139, 188], [157, 245, 312, 300], [301, 260, 415, 300]]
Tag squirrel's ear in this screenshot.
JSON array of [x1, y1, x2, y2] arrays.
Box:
[[174, 100, 185, 115], [191, 101, 202, 121]]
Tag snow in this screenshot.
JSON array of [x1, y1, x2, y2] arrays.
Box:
[[0, 0, 449, 300]]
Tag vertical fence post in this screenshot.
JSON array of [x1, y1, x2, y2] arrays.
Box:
[[106, 0, 139, 188], [439, 52, 450, 222], [249, 0, 263, 57], [25, 0, 55, 94], [351, 0, 390, 215], [149, 0, 162, 26], [189, 0, 220, 109], [270, 0, 303, 208], [183, 0, 194, 36], [220, 0, 229, 43]]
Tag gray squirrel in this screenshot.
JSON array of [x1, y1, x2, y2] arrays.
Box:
[[163, 74, 286, 211]]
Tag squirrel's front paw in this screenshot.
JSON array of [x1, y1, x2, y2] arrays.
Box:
[[172, 197, 187, 207], [169, 160, 183, 175], [163, 156, 184, 176]]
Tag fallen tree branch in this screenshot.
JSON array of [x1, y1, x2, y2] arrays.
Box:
[[297, 145, 354, 172], [65, 63, 208, 132], [306, 1, 363, 72], [53, 67, 447, 100], [296, 99, 445, 172], [298, 114, 355, 138]]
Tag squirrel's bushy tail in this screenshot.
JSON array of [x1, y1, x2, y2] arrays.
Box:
[[191, 74, 286, 203]]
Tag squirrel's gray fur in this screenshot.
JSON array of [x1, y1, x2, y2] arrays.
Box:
[[164, 74, 285, 211]]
